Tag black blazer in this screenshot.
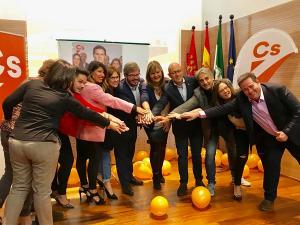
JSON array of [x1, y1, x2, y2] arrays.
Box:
[[152, 76, 201, 136], [204, 83, 300, 147], [111, 79, 149, 130]]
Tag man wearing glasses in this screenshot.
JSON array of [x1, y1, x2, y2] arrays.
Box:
[[112, 62, 152, 196]]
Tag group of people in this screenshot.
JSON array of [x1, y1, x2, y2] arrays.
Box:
[[0, 57, 300, 225]]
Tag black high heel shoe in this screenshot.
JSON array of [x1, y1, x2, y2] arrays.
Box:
[[79, 186, 89, 201], [97, 178, 118, 200], [87, 190, 105, 205], [233, 185, 242, 201], [55, 196, 74, 209]]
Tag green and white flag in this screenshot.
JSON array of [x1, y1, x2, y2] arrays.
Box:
[[214, 16, 224, 80]]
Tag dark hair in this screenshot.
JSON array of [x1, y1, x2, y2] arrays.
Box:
[[44, 59, 76, 91], [93, 45, 106, 55], [38, 59, 56, 78], [102, 66, 120, 93], [237, 72, 258, 86], [146, 60, 165, 89], [87, 60, 107, 84], [211, 79, 236, 106], [123, 62, 140, 76], [75, 67, 89, 77]]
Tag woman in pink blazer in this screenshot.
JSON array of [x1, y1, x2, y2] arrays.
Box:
[[76, 61, 145, 205]]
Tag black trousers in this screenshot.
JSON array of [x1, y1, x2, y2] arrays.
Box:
[[113, 129, 137, 187], [52, 133, 74, 195], [76, 139, 104, 189], [145, 127, 168, 178], [256, 130, 300, 201], [174, 128, 203, 184]]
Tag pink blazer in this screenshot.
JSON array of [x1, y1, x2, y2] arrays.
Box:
[[77, 82, 134, 142]]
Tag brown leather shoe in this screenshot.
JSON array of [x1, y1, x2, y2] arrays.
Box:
[[258, 199, 274, 212]]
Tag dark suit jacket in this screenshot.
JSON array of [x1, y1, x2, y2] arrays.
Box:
[[111, 79, 149, 130], [152, 76, 201, 136], [204, 83, 300, 147]]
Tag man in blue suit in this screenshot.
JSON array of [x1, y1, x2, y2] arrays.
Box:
[[112, 62, 151, 196]]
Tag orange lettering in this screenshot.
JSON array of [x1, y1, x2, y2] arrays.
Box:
[[253, 41, 269, 58]]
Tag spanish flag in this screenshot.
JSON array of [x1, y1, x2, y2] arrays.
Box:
[[202, 21, 211, 68]]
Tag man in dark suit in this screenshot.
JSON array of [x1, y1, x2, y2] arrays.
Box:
[[152, 62, 204, 196], [112, 62, 152, 196], [181, 72, 300, 211]]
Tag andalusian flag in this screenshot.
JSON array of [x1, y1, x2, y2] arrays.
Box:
[[214, 15, 224, 80], [227, 15, 236, 82], [202, 21, 211, 68]]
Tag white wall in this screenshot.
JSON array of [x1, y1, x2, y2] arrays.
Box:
[[201, 0, 292, 28]]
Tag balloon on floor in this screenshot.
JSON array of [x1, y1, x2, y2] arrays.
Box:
[[150, 196, 169, 216], [191, 186, 211, 209], [246, 153, 260, 169], [165, 147, 177, 161], [162, 160, 172, 176], [257, 160, 264, 172], [243, 165, 250, 178], [135, 150, 149, 162], [221, 153, 229, 167]]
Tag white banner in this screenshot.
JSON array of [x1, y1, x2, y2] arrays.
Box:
[[233, 28, 298, 87]]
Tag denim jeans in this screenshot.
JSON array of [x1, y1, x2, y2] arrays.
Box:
[[204, 129, 218, 184], [98, 150, 111, 182]]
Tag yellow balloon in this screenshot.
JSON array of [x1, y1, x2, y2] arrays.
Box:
[[135, 150, 149, 162], [68, 168, 79, 186], [221, 153, 229, 167], [216, 149, 223, 158], [215, 155, 221, 167], [243, 165, 250, 178], [165, 147, 177, 161], [162, 160, 172, 176], [111, 165, 118, 177], [246, 153, 260, 169], [191, 186, 211, 209], [257, 160, 264, 172], [143, 157, 152, 169], [135, 163, 152, 180], [150, 196, 169, 216]]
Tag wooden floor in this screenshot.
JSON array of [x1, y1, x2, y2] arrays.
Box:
[[52, 161, 300, 225]]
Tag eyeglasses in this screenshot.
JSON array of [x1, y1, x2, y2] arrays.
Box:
[[127, 73, 140, 78], [218, 86, 230, 93]]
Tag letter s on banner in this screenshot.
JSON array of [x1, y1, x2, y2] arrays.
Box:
[[0, 31, 27, 121]]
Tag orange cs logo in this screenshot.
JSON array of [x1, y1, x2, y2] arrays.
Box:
[[0, 31, 27, 120], [253, 41, 281, 58]]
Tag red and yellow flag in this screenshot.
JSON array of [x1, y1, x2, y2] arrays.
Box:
[[202, 21, 211, 68]]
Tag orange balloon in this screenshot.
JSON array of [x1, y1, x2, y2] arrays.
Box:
[[257, 160, 264, 172], [135, 150, 149, 161], [216, 149, 223, 158], [191, 186, 211, 209], [133, 161, 143, 176], [162, 160, 172, 176], [215, 155, 221, 167], [201, 148, 206, 163], [143, 157, 152, 169], [188, 146, 192, 159], [150, 196, 169, 216], [134, 163, 152, 180], [221, 153, 229, 167], [111, 165, 118, 177], [165, 147, 176, 161], [246, 153, 260, 169], [68, 168, 79, 186], [243, 165, 250, 178]]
